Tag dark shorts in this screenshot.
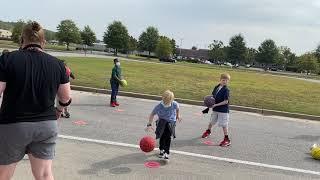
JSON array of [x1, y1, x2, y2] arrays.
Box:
[[0, 120, 58, 165]]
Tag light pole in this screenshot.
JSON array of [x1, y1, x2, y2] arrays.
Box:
[[179, 38, 183, 57]]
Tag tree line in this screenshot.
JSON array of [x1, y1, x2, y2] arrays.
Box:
[[208, 34, 320, 74], [10, 19, 176, 58], [8, 19, 320, 74]]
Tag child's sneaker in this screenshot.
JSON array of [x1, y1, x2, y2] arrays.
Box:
[[115, 102, 120, 106], [110, 102, 116, 107], [164, 153, 169, 160], [202, 129, 211, 138], [64, 112, 70, 118], [219, 138, 231, 147], [158, 150, 165, 158]]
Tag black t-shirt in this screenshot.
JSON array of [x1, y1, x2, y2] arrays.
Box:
[[0, 47, 69, 124]]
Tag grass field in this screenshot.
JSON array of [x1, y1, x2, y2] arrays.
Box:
[[0, 40, 76, 51], [127, 54, 159, 61], [61, 56, 320, 116]]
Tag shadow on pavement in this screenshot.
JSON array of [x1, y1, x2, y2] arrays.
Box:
[[78, 152, 167, 175]]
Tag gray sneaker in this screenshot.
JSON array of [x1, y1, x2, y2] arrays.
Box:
[[164, 153, 169, 160]]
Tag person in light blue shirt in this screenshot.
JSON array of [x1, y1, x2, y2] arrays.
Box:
[[151, 101, 179, 122], [146, 90, 181, 160]]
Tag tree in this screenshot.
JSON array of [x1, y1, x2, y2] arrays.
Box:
[[227, 34, 246, 65], [278, 46, 296, 69], [315, 44, 320, 63], [11, 20, 25, 43], [103, 21, 129, 56], [44, 30, 56, 41], [156, 36, 173, 59], [127, 36, 138, 54], [81, 25, 96, 47], [245, 48, 257, 65], [159, 36, 176, 55], [208, 40, 225, 63], [170, 38, 176, 55], [56, 20, 81, 50], [256, 39, 279, 67], [297, 53, 318, 74], [277, 46, 297, 72], [138, 26, 159, 57], [276, 47, 286, 68]]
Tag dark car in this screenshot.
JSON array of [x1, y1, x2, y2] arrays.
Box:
[[270, 67, 278, 71], [159, 57, 177, 63]]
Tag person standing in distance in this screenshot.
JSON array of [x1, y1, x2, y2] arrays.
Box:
[[110, 58, 122, 107], [0, 21, 71, 180]]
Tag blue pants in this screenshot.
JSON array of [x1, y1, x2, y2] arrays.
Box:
[[110, 80, 119, 103]]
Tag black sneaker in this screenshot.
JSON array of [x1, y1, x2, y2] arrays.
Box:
[[158, 150, 165, 158], [64, 112, 70, 118]]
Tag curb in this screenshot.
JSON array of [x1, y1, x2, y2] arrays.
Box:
[[71, 85, 320, 121]]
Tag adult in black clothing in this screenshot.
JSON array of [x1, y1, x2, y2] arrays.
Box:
[[0, 21, 71, 180]]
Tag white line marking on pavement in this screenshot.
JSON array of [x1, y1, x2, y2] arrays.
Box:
[[59, 134, 320, 176]]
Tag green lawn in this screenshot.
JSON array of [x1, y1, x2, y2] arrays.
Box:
[[0, 40, 16, 45], [62, 56, 320, 116], [0, 40, 76, 51], [127, 54, 159, 62]]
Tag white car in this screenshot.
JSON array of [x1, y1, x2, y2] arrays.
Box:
[[204, 60, 212, 64], [225, 62, 233, 67]]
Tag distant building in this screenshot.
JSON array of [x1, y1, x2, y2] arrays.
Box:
[[176, 48, 209, 60], [0, 29, 12, 39], [75, 42, 114, 52], [92, 42, 107, 51], [136, 51, 156, 57]]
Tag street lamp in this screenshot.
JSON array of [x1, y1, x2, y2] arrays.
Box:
[[180, 38, 183, 57]]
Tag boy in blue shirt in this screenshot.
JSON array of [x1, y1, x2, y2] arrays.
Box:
[[202, 73, 231, 147], [146, 90, 181, 160]]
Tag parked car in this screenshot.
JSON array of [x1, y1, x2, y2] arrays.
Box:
[[233, 64, 240, 68], [204, 60, 212, 64], [225, 62, 233, 67], [269, 67, 278, 71], [159, 57, 177, 63]]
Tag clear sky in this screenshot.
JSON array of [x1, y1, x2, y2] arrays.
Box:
[[1, 0, 320, 55]]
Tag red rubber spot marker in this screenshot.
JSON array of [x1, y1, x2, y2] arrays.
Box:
[[203, 140, 214, 146], [144, 161, 161, 168], [115, 109, 125, 112], [73, 120, 87, 125]]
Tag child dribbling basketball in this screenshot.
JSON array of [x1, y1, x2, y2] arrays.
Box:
[[146, 90, 181, 160]]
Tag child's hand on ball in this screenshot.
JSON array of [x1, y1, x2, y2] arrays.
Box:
[[145, 126, 154, 132]]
